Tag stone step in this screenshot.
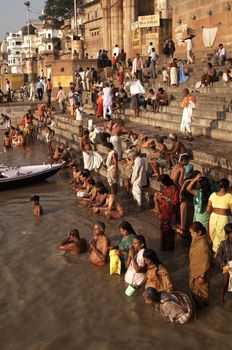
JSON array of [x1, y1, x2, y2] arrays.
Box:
[[217, 120, 232, 130], [210, 128, 232, 142], [225, 113, 232, 121], [125, 109, 219, 126], [164, 105, 222, 118], [121, 114, 207, 136], [169, 100, 224, 110]]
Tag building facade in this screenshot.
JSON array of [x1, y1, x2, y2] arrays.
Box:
[[172, 0, 232, 57], [6, 31, 23, 74], [73, 0, 173, 59]]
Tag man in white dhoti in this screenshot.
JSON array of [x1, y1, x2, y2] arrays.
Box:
[[131, 151, 148, 207], [105, 142, 119, 194], [82, 150, 103, 171], [81, 129, 103, 171], [109, 119, 132, 160], [103, 83, 113, 119], [180, 89, 196, 141]]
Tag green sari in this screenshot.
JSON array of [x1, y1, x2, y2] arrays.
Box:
[[118, 233, 135, 268], [193, 189, 209, 230]]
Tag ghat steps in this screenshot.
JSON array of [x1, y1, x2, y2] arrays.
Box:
[[42, 114, 232, 192]]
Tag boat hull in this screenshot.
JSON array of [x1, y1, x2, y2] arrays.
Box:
[[0, 164, 63, 191]]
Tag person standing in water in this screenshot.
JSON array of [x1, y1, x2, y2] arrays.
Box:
[[31, 195, 43, 216], [60, 229, 87, 256], [89, 222, 110, 266]]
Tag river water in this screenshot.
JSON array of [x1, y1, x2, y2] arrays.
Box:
[[0, 141, 231, 350]]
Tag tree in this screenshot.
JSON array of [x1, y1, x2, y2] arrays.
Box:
[[40, 0, 83, 28]]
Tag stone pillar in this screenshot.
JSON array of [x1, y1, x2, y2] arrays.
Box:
[[102, 0, 112, 51], [123, 0, 136, 59], [110, 0, 123, 54]]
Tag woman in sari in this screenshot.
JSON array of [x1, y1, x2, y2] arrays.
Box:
[[143, 249, 173, 292], [189, 222, 211, 307], [144, 287, 195, 324], [154, 174, 179, 251], [176, 170, 201, 238], [116, 221, 137, 270], [187, 174, 212, 230], [207, 178, 232, 253], [96, 90, 103, 118]]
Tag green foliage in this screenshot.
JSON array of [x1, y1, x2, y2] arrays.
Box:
[[40, 0, 83, 28]]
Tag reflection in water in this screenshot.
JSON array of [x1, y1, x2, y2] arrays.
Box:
[[0, 141, 231, 350]]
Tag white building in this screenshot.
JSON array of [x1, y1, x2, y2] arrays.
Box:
[[6, 31, 23, 74]]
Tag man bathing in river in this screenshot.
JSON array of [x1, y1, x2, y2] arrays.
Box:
[[60, 229, 87, 256], [89, 222, 110, 266], [31, 195, 43, 216], [3, 131, 11, 152]]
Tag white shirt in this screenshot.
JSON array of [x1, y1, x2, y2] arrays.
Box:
[[132, 57, 144, 75], [113, 46, 120, 57], [75, 108, 82, 121], [68, 91, 75, 106], [185, 39, 192, 51], [151, 51, 158, 62], [129, 80, 145, 96], [103, 87, 113, 105], [218, 47, 226, 58], [147, 45, 154, 57], [131, 156, 147, 186], [124, 249, 146, 286], [57, 89, 66, 103]]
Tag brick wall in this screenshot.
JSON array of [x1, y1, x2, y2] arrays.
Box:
[[173, 0, 232, 58]]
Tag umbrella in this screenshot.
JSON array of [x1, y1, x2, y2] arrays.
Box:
[[183, 34, 196, 40]]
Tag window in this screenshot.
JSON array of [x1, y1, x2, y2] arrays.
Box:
[[48, 45, 51, 50], [16, 41, 21, 45], [13, 59, 15, 64], [16, 51, 20, 55], [48, 33, 51, 38]]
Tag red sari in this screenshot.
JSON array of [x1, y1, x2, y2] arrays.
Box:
[[160, 185, 179, 251], [96, 95, 103, 117]]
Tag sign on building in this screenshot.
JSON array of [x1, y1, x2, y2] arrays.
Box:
[[132, 28, 141, 50], [138, 15, 160, 28]]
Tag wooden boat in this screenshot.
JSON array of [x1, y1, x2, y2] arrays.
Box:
[[0, 163, 64, 191]]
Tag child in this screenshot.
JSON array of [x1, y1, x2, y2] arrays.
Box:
[[31, 195, 43, 216], [60, 229, 87, 256], [3, 131, 11, 152], [75, 102, 83, 136]]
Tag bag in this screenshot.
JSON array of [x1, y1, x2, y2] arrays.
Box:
[[109, 249, 121, 275]]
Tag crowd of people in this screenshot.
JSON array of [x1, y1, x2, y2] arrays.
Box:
[[52, 210, 232, 324], [2, 39, 232, 325]]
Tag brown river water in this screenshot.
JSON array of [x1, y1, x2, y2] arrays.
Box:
[[0, 140, 231, 350]]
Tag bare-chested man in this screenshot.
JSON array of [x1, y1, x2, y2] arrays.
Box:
[[171, 154, 189, 188], [109, 119, 132, 160], [105, 142, 119, 194], [60, 229, 87, 256], [166, 133, 188, 167], [89, 222, 110, 266], [30, 195, 43, 216]]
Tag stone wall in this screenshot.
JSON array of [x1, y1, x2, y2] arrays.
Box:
[[173, 0, 232, 57], [0, 104, 36, 128], [82, 1, 103, 58]]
